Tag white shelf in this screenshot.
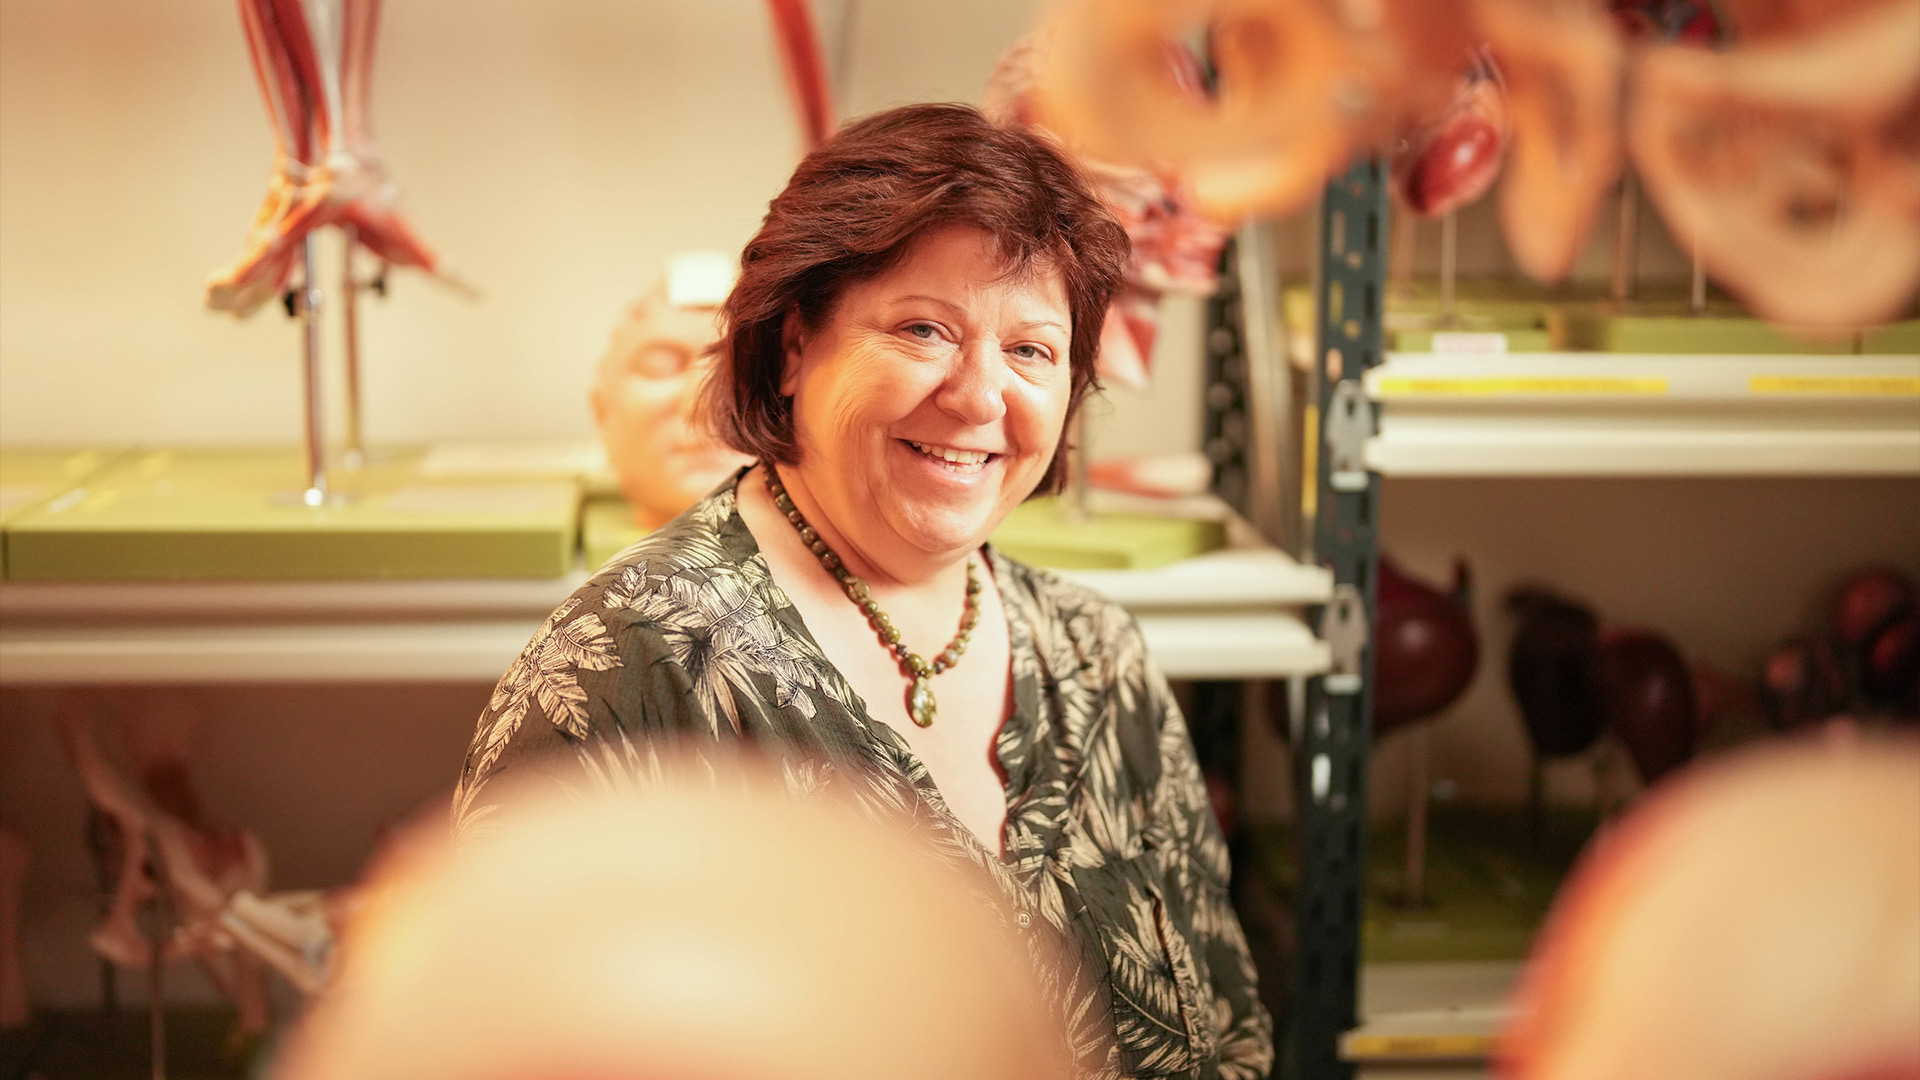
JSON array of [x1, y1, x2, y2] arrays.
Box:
[[0, 543, 1332, 685], [1366, 352, 1920, 477]]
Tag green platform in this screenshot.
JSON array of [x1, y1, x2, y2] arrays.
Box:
[[1864, 320, 1920, 355], [988, 496, 1225, 570], [0, 447, 131, 577], [1253, 806, 1599, 964], [581, 496, 651, 571], [3, 447, 581, 581]]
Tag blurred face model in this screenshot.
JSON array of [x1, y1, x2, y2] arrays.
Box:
[[779, 226, 1073, 581], [591, 286, 751, 529]]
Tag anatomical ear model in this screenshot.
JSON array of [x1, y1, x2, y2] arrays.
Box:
[[1628, 0, 1920, 329], [276, 778, 1068, 1080], [591, 253, 752, 530], [1031, 0, 1920, 326], [985, 36, 1233, 388], [0, 826, 28, 1029], [207, 0, 454, 316], [56, 692, 274, 1034], [1499, 731, 1920, 1079]]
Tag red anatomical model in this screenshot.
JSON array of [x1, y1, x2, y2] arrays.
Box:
[[1507, 588, 1606, 758], [1761, 635, 1849, 730], [1393, 57, 1509, 218], [1374, 556, 1480, 734], [1595, 627, 1697, 784]]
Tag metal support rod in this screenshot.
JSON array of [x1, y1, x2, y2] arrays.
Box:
[[1438, 210, 1459, 324], [1691, 247, 1708, 316], [299, 233, 328, 506], [341, 227, 366, 470], [1066, 408, 1091, 522], [145, 861, 168, 1080], [1610, 174, 1640, 304], [1403, 724, 1431, 907]]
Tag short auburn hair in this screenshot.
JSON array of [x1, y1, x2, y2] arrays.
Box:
[[700, 102, 1130, 496]]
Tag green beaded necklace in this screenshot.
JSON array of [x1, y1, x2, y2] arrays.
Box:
[[765, 464, 982, 727]]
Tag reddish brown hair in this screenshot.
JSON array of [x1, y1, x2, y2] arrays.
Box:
[[701, 102, 1129, 495]]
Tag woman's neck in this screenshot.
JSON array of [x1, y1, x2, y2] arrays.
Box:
[[743, 462, 971, 598]]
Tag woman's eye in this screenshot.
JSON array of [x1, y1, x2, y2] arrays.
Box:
[[906, 322, 940, 340], [1010, 343, 1050, 362]]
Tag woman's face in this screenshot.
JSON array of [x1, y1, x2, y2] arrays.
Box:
[[782, 226, 1074, 572]]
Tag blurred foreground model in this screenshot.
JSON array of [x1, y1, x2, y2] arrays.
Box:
[[277, 778, 1069, 1080], [1500, 730, 1920, 1080]]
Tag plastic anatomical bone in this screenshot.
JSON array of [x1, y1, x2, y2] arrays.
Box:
[[1628, 0, 1920, 329], [1500, 731, 1920, 1080], [985, 36, 1231, 388], [591, 254, 752, 530], [0, 826, 28, 1029], [56, 692, 274, 1034], [277, 776, 1069, 1080]]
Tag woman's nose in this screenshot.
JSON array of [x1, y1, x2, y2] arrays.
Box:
[[933, 340, 1006, 424]]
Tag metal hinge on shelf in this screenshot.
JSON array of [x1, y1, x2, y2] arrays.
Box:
[[1318, 583, 1368, 695], [1325, 379, 1375, 492]]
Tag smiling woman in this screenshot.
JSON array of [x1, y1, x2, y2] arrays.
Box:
[[453, 104, 1273, 1080]]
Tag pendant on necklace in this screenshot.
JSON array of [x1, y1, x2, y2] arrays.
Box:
[[908, 676, 937, 728]]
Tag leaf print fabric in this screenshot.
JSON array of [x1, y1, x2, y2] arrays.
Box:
[[453, 472, 1273, 1079]]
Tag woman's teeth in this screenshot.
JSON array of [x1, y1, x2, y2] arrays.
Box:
[[908, 441, 992, 470]]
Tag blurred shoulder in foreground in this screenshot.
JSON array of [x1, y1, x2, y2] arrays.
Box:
[[278, 762, 1069, 1080], [1501, 727, 1920, 1080]]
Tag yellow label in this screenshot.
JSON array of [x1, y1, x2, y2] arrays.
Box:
[[1749, 376, 1920, 396], [1342, 1033, 1496, 1061], [1377, 376, 1668, 396]]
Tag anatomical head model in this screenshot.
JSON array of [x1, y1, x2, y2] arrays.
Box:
[[277, 774, 1069, 1080], [591, 252, 752, 530], [1500, 729, 1920, 1080]]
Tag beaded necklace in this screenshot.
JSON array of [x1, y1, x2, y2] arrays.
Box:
[[764, 465, 981, 727]]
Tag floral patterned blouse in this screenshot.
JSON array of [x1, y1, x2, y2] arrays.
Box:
[[452, 476, 1273, 1079]]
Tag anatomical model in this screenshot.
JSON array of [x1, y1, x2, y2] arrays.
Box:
[[984, 37, 1232, 389], [207, 0, 452, 316], [57, 691, 274, 1034], [591, 253, 752, 530], [275, 776, 1068, 1080], [0, 826, 27, 1029], [1500, 730, 1920, 1079], [1628, 0, 1920, 328]]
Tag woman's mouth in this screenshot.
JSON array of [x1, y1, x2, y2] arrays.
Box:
[[905, 440, 996, 473]]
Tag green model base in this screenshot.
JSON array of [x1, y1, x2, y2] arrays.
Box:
[[0, 447, 131, 578], [1254, 805, 1599, 964], [1553, 304, 1857, 354], [989, 496, 1225, 570], [581, 496, 651, 571], [4, 447, 581, 581], [1864, 320, 1920, 355]]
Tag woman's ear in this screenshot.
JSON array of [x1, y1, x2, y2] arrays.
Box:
[[779, 308, 808, 396]]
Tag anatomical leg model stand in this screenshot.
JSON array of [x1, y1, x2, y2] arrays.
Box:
[[57, 691, 274, 1042]]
